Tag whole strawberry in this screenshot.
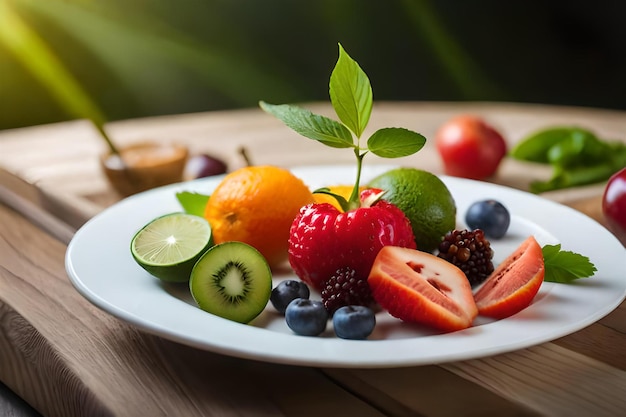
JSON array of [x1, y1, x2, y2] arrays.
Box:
[[260, 44, 426, 291], [289, 189, 416, 291]]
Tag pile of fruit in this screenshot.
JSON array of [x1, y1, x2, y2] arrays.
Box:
[[129, 44, 596, 340]]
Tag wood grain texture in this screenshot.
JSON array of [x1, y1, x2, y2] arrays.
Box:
[[323, 338, 626, 417], [323, 365, 543, 417], [445, 344, 626, 417], [0, 203, 385, 417]]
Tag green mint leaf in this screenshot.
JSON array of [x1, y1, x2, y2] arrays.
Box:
[[510, 127, 597, 163], [367, 127, 426, 158], [530, 163, 621, 193], [542, 244, 597, 283], [176, 191, 210, 217], [546, 133, 611, 168], [329, 43, 373, 138], [259, 101, 353, 149]]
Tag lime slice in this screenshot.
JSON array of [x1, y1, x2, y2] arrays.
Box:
[[131, 213, 214, 282]]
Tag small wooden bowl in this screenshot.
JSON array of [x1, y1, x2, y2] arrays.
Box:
[[100, 142, 189, 197]]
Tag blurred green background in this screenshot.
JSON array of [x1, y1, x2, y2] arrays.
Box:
[[2, 0, 625, 131]]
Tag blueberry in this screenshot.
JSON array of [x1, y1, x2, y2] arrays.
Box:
[[332, 306, 376, 340], [285, 299, 328, 336], [465, 200, 511, 239], [270, 280, 310, 314]]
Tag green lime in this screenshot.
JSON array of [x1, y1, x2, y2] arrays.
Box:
[[131, 212, 214, 283], [368, 167, 456, 253]]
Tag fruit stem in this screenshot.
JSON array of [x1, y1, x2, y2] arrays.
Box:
[[347, 148, 366, 210], [239, 146, 253, 167]]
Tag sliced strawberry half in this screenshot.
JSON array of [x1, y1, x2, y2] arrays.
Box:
[[473, 235, 545, 319], [368, 246, 478, 332]]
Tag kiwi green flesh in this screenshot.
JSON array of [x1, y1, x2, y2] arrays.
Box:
[[190, 241, 272, 324]]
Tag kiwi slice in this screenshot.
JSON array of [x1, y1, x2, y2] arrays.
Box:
[[189, 241, 272, 324]]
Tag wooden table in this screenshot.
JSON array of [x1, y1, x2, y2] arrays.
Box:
[[1, 101, 625, 417]]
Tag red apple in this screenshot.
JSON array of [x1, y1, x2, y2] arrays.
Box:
[[602, 167, 626, 246], [435, 115, 507, 180]]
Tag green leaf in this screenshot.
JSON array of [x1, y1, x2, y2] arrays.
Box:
[[329, 43, 373, 138], [546, 134, 611, 168], [367, 128, 426, 158], [542, 244, 597, 283], [510, 127, 597, 163], [259, 101, 354, 149], [512, 125, 625, 193], [530, 163, 624, 193], [176, 191, 210, 217]]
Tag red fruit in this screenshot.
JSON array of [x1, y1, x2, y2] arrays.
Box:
[[368, 246, 478, 332], [602, 167, 626, 246], [289, 189, 416, 292], [473, 236, 544, 319], [435, 115, 507, 180], [185, 153, 227, 179]]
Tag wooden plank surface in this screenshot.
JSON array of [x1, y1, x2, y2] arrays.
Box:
[[1, 101, 625, 416]]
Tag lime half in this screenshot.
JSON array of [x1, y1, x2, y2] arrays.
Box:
[[131, 212, 214, 282]]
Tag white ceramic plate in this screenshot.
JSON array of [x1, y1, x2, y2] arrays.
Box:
[[65, 165, 626, 368]]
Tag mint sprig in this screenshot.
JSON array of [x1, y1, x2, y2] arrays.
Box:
[[542, 244, 597, 283], [259, 43, 426, 210]]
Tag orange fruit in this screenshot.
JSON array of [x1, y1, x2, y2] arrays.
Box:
[[203, 165, 315, 268]]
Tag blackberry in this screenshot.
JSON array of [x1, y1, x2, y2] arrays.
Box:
[[321, 267, 375, 314], [437, 229, 494, 286]]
